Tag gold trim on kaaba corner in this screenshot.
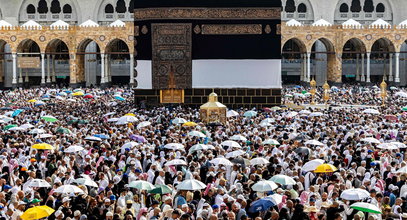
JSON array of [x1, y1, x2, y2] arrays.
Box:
[[134, 8, 281, 20], [201, 24, 262, 35]]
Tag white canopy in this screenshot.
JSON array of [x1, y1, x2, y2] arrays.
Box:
[[398, 19, 407, 29], [0, 20, 12, 28], [312, 19, 332, 27], [109, 19, 126, 27], [342, 19, 362, 28], [50, 20, 69, 29], [79, 19, 99, 27], [369, 19, 391, 28], [21, 20, 42, 30], [286, 19, 302, 27]]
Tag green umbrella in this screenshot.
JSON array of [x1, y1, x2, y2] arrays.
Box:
[[56, 127, 71, 134], [148, 184, 172, 194], [78, 120, 89, 124], [402, 106, 407, 111], [350, 202, 381, 214], [68, 120, 78, 125], [301, 90, 307, 94], [128, 180, 154, 191], [4, 124, 17, 130], [269, 175, 296, 185], [41, 115, 58, 122]]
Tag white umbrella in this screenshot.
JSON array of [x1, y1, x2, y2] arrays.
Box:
[[64, 145, 84, 153], [0, 115, 13, 122], [221, 140, 242, 149], [269, 175, 296, 185], [121, 142, 139, 154], [164, 143, 184, 150], [38, 134, 53, 139], [251, 180, 278, 192], [20, 124, 34, 129], [304, 140, 324, 146], [230, 135, 247, 141], [188, 131, 206, 138], [128, 180, 154, 190], [395, 92, 407, 98], [177, 179, 207, 190], [172, 118, 187, 125], [302, 159, 325, 172], [261, 118, 275, 123], [27, 179, 51, 188], [9, 127, 26, 131], [340, 188, 370, 201], [137, 121, 151, 129], [74, 178, 98, 188], [116, 116, 138, 125], [54, 185, 84, 194], [309, 112, 324, 117], [84, 136, 102, 142], [361, 137, 381, 144], [260, 121, 271, 127], [189, 144, 209, 153], [391, 142, 407, 148], [107, 118, 119, 122], [299, 110, 311, 115], [362, 109, 380, 114], [377, 143, 398, 150], [29, 128, 45, 134], [225, 150, 246, 158], [226, 110, 239, 117], [166, 159, 188, 166], [250, 157, 270, 166], [210, 157, 233, 166], [262, 139, 280, 145], [285, 111, 298, 118], [350, 202, 382, 214], [103, 112, 116, 117]]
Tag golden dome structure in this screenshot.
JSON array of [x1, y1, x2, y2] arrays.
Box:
[[200, 92, 227, 124]]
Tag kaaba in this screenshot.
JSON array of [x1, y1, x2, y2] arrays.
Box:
[[133, 0, 282, 108]]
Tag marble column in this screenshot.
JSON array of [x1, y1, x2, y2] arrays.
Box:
[[366, 52, 371, 83], [100, 53, 105, 84], [306, 52, 311, 82], [356, 54, 360, 81], [361, 53, 365, 82], [52, 55, 56, 82], [47, 54, 51, 83], [130, 53, 134, 84], [12, 53, 17, 85], [41, 53, 46, 84], [395, 52, 400, 83], [389, 53, 393, 81]]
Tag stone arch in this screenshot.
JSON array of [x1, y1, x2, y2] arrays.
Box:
[[371, 37, 395, 53], [63, 4, 72, 14], [17, 39, 41, 53], [310, 38, 341, 83], [105, 4, 114, 14], [281, 37, 307, 84], [0, 40, 12, 87], [97, 0, 133, 23], [105, 38, 131, 85], [340, 3, 349, 12], [45, 38, 70, 53], [363, 0, 374, 12], [128, 0, 134, 13], [45, 39, 70, 85], [370, 37, 396, 82], [342, 38, 367, 82], [17, 39, 42, 86], [116, 0, 127, 13], [18, 0, 80, 24], [351, 0, 362, 12], [376, 3, 385, 12], [37, 0, 48, 14], [298, 3, 307, 13], [76, 38, 102, 86], [50, 0, 62, 14], [285, 0, 296, 13], [342, 37, 367, 53]]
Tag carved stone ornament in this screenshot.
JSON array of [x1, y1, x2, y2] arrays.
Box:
[[39, 36, 46, 42], [141, 25, 148, 34], [99, 35, 106, 41], [306, 34, 312, 41], [10, 36, 16, 42], [201, 24, 262, 35], [365, 34, 372, 41], [194, 25, 201, 34], [134, 8, 281, 20], [264, 25, 271, 34], [128, 35, 134, 41], [395, 34, 401, 40]]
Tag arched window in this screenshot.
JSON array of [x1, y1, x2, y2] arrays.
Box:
[[63, 4, 72, 14], [285, 0, 296, 13], [27, 4, 36, 14], [50, 0, 61, 14], [298, 3, 307, 13], [38, 0, 48, 14], [105, 4, 114, 13], [350, 0, 361, 12], [340, 3, 349, 12], [128, 0, 134, 13], [376, 3, 385, 12], [363, 0, 374, 12], [116, 0, 126, 13]]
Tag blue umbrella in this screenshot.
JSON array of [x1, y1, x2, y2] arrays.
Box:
[[93, 134, 110, 139], [114, 96, 125, 101], [12, 109, 23, 117], [294, 85, 302, 89], [248, 195, 281, 213], [64, 90, 72, 94], [42, 94, 50, 98]]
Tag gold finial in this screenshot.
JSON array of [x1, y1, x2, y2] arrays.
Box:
[[310, 78, 317, 87], [323, 81, 330, 90]]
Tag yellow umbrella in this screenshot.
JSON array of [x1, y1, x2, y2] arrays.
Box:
[[21, 205, 55, 220], [182, 122, 197, 127], [314, 164, 338, 173], [125, 113, 136, 116], [28, 99, 37, 103], [31, 143, 54, 150], [72, 91, 84, 96]]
